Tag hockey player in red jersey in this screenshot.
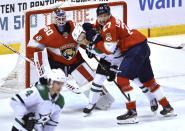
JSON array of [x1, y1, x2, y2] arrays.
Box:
[[27, 7, 114, 110], [73, 3, 176, 124]]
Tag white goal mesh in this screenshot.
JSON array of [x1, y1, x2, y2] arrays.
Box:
[[0, 1, 127, 93]]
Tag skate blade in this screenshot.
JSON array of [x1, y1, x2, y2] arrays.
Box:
[[117, 117, 139, 124], [152, 110, 158, 116], [163, 111, 177, 117], [83, 112, 92, 117]]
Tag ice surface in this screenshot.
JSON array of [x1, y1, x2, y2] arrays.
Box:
[[0, 34, 185, 131]]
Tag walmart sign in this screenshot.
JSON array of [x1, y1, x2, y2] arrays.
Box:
[[139, 0, 182, 10]]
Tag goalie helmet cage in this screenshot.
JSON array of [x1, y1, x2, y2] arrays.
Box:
[[1, 1, 127, 91]]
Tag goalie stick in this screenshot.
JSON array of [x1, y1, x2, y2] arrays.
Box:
[[148, 40, 185, 49], [0, 42, 81, 93], [93, 56, 131, 102]]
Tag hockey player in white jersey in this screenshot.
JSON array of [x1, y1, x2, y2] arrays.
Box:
[[72, 25, 158, 115], [10, 69, 66, 131]]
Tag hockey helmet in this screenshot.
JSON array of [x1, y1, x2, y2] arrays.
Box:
[[49, 69, 66, 83], [52, 7, 66, 26], [96, 3, 110, 16]]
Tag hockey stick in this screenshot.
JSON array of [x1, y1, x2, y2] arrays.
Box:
[[93, 56, 130, 102], [148, 40, 185, 49], [0, 42, 35, 65], [0, 42, 81, 93]]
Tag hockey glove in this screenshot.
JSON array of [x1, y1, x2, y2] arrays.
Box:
[[82, 23, 93, 31], [99, 58, 111, 71], [22, 112, 35, 131], [85, 48, 95, 59], [107, 65, 118, 82], [86, 29, 103, 46], [39, 77, 49, 85]]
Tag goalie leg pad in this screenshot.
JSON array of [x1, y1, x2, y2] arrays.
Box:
[[33, 48, 51, 76], [31, 48, 51, 85], [71, 62, 94, 87]]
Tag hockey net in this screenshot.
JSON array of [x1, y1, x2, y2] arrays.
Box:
[[0, 1, 127, 93]]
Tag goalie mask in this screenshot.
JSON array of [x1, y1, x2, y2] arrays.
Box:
[[52, 7, 66, 32]]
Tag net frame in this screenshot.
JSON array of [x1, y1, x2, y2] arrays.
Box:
[[25, 1, 127, 88]]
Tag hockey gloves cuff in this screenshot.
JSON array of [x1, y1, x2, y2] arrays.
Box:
[[85, 49, 95, 59], [22, 112, 35, 131]]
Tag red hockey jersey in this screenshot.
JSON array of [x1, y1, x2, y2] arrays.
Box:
[[28, 21, 83, 65], [94, 16, 146, 54]]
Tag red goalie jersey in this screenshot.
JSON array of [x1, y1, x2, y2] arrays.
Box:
[[27, 20, 83, 65], [94, 16, 146, 54]]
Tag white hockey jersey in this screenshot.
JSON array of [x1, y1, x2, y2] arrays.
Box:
[[86, 45, 124, 67], [10, 84, 64, 131]]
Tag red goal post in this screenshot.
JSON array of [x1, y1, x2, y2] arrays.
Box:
[[25, 1, 127, 88]]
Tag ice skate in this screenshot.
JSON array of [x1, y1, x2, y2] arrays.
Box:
[[83, 103, 96, 117], [117, 109, 138, 124], [150, 98, 158, 112], [160, 104, 177, 117]]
